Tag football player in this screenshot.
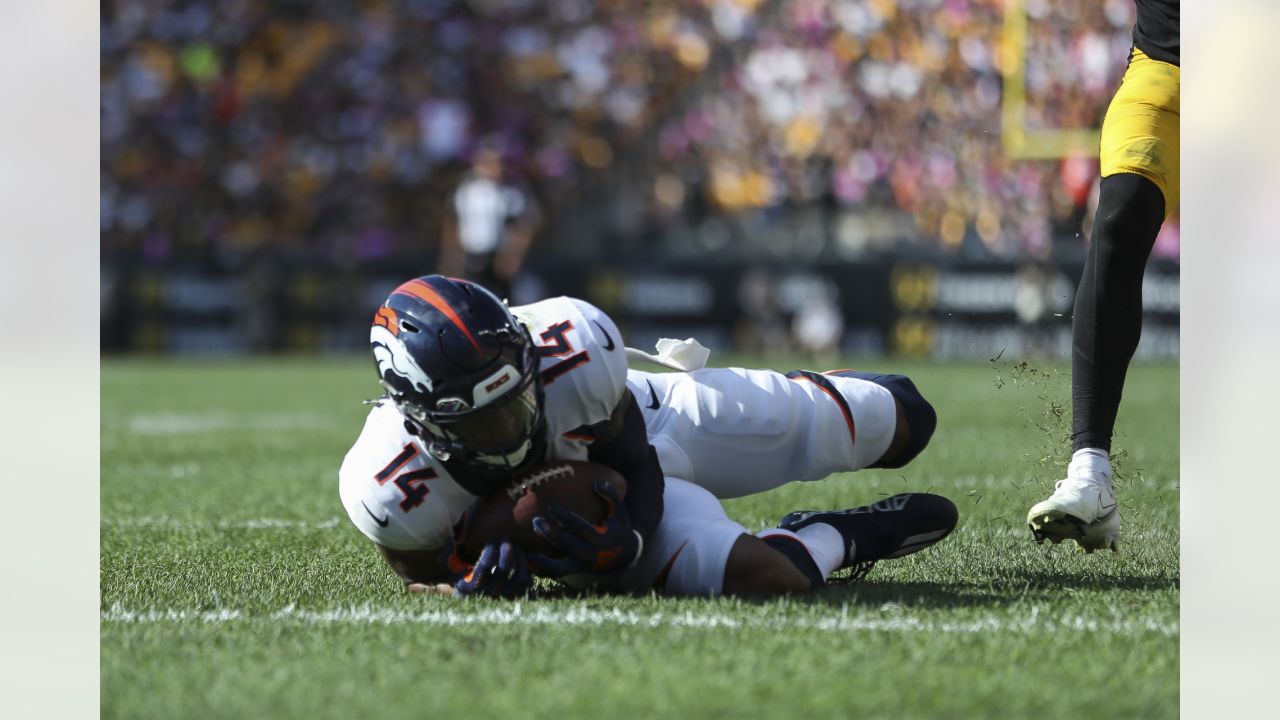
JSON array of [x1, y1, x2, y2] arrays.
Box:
[[1027, 0, 1179, 552], [339, 275, 955, 598]]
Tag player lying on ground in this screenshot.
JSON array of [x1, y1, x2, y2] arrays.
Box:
[[1027, 0, 1178, 553], [339, 275, 956, 598]]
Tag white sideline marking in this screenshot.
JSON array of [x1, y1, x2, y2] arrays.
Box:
[[125, 412, 338, 435], [102, 517, 341, 530], [101, 517, 1174, 543], [100, 604, 1178, 636]]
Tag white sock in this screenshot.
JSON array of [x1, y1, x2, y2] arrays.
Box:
[[1069, 447, 1113, 484], [758, 525, 845, 579], [796, 524, 847, 577]]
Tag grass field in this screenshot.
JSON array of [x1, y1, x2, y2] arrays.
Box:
[[101, 356, 1179, 719]]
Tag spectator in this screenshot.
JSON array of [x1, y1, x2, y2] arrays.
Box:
[[439, 144, 538, 301]]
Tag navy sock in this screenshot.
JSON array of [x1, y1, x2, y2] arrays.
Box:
[[761, 534, 825, 590]]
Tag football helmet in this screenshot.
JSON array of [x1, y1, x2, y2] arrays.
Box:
[[370, 275, 545, 493]]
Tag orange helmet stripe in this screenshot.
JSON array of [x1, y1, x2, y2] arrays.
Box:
[[393, 279, 482, 351]]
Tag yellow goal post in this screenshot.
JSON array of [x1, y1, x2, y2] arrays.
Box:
[[1001, 0, 1101, 159]]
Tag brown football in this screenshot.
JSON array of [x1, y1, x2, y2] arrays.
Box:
[[459, 461, 628, 559]]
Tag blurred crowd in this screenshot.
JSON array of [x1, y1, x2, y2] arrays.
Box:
[[101, 0, 1179, 270], [101, 0, 726, 269], [646, 0, 1180, 260]]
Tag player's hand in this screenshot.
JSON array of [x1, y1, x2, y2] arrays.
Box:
[[528, 480, 640, 577], [451, 540, 533, 599]]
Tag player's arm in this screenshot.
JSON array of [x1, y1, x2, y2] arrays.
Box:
[[587, 388, 664, 548], [529, 389, 664, 578], [438, 193, 464, 277], [494, 192, 536, 282]]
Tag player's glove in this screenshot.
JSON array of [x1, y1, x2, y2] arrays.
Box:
[[527, 480, 641, 577], [447, 539, 533, 599]]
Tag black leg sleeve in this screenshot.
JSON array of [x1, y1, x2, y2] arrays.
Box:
[[1071, 173, 1165, 452]]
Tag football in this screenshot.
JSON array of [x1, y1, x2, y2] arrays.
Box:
[[459, 461, 629, 558]]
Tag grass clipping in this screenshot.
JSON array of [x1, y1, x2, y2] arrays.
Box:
[[990, 357, 1135, 490]]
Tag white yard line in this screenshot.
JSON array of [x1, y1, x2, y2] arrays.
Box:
[[100, 603, 1178, 636], [101, 517, 342, 530], [102, 518, 1178, 541], [123, 412, 339, 435]]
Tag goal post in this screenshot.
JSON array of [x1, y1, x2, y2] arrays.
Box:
[[1001, 0, 1101, 159]]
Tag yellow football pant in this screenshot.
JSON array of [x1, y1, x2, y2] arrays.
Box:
[[1099, 47, 1180, 216]]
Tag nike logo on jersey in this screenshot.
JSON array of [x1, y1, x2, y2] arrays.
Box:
[[362, 501, 390, 527], [592, 320, 615, 351], [645, 380, 660, 410]]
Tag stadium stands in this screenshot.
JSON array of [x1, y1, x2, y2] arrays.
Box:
[[101, 0, 1175, 266]]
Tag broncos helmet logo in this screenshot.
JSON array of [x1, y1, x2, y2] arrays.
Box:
[[370, 325, 434, 394]]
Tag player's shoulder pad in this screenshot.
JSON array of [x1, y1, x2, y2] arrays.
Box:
[[337, 402, 447, 552], [569, 297, 628, 412], [516, 296, 628, 431]]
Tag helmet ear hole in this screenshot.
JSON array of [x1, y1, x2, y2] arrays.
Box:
[[400, 319, 420, 334]]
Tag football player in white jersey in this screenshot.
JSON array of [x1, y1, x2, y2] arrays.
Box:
[[339, 276, 956, 598]]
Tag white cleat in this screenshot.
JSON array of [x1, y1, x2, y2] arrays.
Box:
[[1027, 475, 1121, 553]]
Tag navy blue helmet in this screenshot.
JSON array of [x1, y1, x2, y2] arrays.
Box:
[[370, 275, 544, 492]]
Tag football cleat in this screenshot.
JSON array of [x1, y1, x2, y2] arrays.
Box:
[[779, 493, 959, 581], [1027, 475, 1121, 553]]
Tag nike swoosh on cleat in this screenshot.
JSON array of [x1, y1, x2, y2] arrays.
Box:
[[592, 320, 615, 351], [645, 380, 660, 410], [362, 502, 390, 528]]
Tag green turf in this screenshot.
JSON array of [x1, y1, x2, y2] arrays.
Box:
[[101, 356, 1178, 719]]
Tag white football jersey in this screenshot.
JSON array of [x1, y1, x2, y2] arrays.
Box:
[[513, 296, 629, 461], [338, 297, 628, 552]]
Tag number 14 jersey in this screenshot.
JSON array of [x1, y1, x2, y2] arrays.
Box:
[[338, 297, 628, 552]]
